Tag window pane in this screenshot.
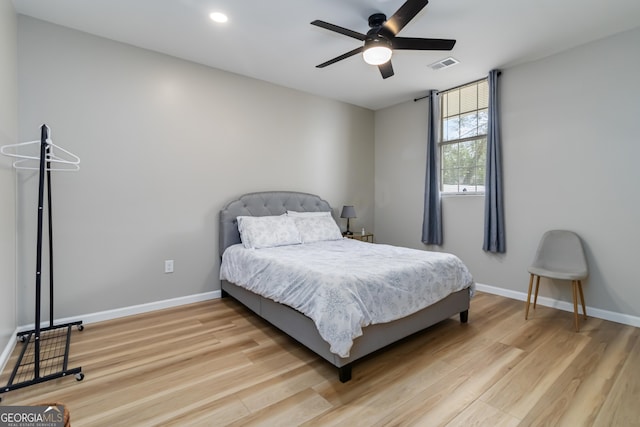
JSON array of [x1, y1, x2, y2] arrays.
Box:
[[460, 167, 475, 185], [478, 80, 489, 109], [477, 138, 487, 165], [442, 168, 459, 193], [475, 167, 486, 185], [478, 109, 488, 135], [460, 112, 479, 139], [447, 91, 460, 116], [441, 95, 448, 119], [441, 142, 459, 193], [459, 140, 476, 169], [442, 144, 458, 169], [443, 116, 459, 141], [442, 169, 458, 191], [460, 85, 477, 113]]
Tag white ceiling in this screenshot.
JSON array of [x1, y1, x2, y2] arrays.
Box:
[[12, 0, 640, 110]]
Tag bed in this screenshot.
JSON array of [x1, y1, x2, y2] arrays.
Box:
[[219, 191, 474, 382]]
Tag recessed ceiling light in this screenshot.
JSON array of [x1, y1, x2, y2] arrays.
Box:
[[209, 12, 228, 23]]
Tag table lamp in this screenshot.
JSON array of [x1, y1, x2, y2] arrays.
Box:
[[340, 205, 356, 235]]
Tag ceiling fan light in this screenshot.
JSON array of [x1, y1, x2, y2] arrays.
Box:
[[209, 12, 228, 23], [363, 45, 392, 65]]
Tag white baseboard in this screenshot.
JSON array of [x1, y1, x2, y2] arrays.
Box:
[[0, 327, 19, 379], [0, 290, 220, 375], [475, 283, 640, 328], [15, 290, 220, 333]]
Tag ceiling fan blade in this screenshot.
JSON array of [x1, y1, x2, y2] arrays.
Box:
[[392, 37, 456, 50], [384, 0, 429, 36], [378, 61, 394, 79], [316, 46, 364, 68], [311, 20, 366, 41]]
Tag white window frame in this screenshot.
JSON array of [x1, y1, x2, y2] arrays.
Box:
[[439, 78, 488, 195]]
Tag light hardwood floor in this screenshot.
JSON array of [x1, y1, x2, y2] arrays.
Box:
[[1, 292, 639, 426]]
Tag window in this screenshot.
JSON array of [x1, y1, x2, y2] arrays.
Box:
[[440, 79, 488, 194]]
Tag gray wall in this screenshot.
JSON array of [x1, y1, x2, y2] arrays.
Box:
[[11, 14, 640, 329], [16, 16, 375, 325], [0, 1, 18, 357], [375, 26, 640, 319]]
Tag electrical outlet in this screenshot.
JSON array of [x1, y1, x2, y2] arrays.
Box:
[[164, 260, 174, 273]]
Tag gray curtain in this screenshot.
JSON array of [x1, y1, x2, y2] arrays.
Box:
[[422, 90, 442, 245], [483, 69, 506, 253]]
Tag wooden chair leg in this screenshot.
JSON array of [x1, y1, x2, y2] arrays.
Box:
[[525, 274, 534, 320], [572, 280, 580, 332], [533, 275, 541, 309], [577, 280, 587, 320]]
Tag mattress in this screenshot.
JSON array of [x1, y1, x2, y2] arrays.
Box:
[[220, 238, 474, 357]]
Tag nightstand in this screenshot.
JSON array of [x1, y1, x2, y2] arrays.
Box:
[[344, 232, 374, 243]]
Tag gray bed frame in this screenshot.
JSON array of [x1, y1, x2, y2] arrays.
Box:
[[219, 191, 470, 382]]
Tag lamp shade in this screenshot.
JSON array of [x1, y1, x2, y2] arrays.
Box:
[[340, 205, 356, 219], [363, 37, 392, 65]]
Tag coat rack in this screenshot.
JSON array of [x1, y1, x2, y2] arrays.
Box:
[[0, 124, 84, 400]]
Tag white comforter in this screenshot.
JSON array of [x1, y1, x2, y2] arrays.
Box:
[[220, 239, 474, 358]]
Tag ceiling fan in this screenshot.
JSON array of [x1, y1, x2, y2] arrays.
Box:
[[311, 0, 456, 79]]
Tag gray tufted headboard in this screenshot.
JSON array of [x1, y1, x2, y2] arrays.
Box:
[[219, 191, 332, 255]]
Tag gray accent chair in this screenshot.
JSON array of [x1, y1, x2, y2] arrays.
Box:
[[525, 230, 589, 331]]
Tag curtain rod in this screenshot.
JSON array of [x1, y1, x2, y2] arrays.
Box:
[[413, 72, 501, 103]]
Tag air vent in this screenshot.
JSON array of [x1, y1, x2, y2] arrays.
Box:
[[429, 57, 459, 70]]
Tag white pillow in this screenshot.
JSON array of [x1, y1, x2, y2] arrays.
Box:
[[237, 215, 302, 249], [286, 210, 331, 217], [292, 216, 343, 243]]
